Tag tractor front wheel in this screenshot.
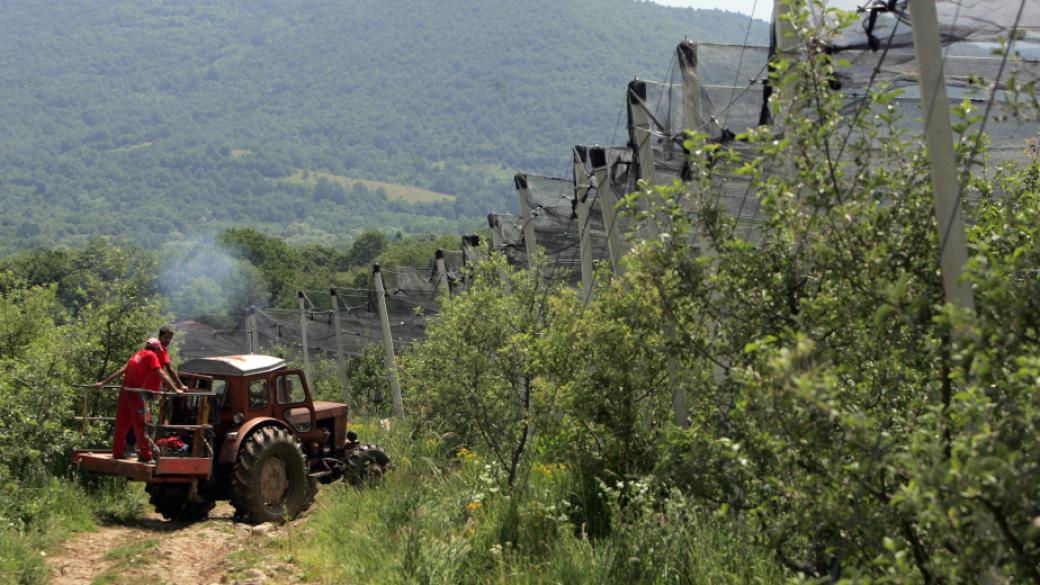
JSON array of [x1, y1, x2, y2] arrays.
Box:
[[231, 426, 314, 524], [344, 447, 391, 486]]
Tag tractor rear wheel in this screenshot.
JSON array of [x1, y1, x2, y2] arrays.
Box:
[[231, 426, 314, 524], [146, 483, 214, 522]]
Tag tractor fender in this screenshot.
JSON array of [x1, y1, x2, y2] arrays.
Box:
[[218, 417, 293, 465]]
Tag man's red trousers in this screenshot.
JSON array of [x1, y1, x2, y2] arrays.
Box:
[[112, 389, 153, 460]]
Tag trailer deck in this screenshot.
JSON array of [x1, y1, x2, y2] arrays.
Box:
[[72, 450, 212, 482]]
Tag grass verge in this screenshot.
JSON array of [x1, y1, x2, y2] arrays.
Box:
[[267, 423, 782, 584]]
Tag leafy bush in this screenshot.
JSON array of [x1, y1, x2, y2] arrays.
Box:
[[0, 241, 162, 576], [402, 253, 566, 487]]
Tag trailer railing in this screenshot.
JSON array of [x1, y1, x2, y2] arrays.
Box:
[[75, 378, 220, 460]]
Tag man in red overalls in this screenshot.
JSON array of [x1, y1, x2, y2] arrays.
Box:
[[122, 325, 185, 455], [95, 338, 186, 463]]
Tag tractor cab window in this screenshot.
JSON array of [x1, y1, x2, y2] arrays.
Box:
[[248, 379, 268, 410], [193, 378, 227, 405], [210, 379, 226, 401], [276, 373, 306, 405]]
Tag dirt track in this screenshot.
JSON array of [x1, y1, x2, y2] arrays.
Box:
[[48, 503, 303, 585]]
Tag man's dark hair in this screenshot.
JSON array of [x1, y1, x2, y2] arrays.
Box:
[[159, 325, 174, 336]]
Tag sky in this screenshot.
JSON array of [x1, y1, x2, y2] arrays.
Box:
[[650, 0, 771, 17]]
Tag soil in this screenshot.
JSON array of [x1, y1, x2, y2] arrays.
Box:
[[47, 502, 305, 585]]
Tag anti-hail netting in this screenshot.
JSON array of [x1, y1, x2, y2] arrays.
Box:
[[173, 262, 464, 362], [497, 0, 1040, 276]]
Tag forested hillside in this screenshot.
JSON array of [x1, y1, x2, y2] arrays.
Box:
[[0, 0, 765, 251]]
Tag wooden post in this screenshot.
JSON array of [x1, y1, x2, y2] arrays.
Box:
[[909, 0, 976, 315], [297, 291, 310, 381], [590, 147, 624, 275], [374, 265, 405, 419], [435, 249, 451, 298], [330, 288, 351, 406], [192, 393, 210, 458], [515, 174, 538, 268], [80, 388, 90, 434], [574, 146, 595, 299]]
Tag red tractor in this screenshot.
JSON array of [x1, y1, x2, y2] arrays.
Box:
[[73, 354, 389, 523]]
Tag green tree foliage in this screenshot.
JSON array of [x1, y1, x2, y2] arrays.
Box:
[[217, 227, 301, 306], [0, 240, 161, 557], [0, 285, 73, 484], [376, 233, 460, 269], [346, 231, 388, 270]]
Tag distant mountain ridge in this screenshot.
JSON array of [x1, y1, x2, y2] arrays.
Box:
[[0, 0, 766, 251]]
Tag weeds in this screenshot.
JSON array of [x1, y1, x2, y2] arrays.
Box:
[[274, 423, 780, 584]]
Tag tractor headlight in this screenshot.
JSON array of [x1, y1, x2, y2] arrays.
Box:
[[233, 412, 244, 426]]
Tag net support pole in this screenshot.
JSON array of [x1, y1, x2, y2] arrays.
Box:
[[574, 146, 595, 300], [374, 265, 405, 419], [486, 214, 512, 292], [772, 0, 798, 58], [590, 147, 625, 274], [627, 79, 660, 241], [487, 213, 502, 252], [297, 292, 311, 380], [515, 174, 538, 269], [461, 234, 484, 266], [435, 249, 451, 298], [677, 41, 725, 389], [909, 0, 976, 317], [677, 40, 703, 134], [330, 288, 350, 406], [247, 306, 259, 353], [629, 81, 687, 427], [761, 0, 800, 130], [663, 319, 690, 427]]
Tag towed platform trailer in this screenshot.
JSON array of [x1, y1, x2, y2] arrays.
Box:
[[72, 354, 389, 524], [73, 384, 220, 480]]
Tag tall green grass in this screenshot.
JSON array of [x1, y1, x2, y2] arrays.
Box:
[[0, 477, 146, 585], [277, 423, 782, 584]]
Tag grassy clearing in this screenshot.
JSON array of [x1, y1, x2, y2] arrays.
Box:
[[283, 169, 456, 203], [269, 422, 782, 584], [107, 141, 154, 153]]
